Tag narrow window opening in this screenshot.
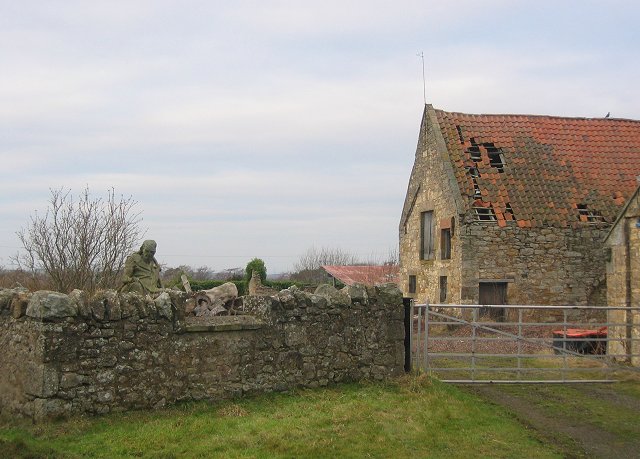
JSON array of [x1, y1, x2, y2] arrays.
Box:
[[440, 228, 451, 260], [408, 275, 417, 294], [439, 276, 448, 303], [420, 211, 434, 260]]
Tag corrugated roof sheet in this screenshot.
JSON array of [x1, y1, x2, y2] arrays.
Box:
[[321, 265, 399, 286], [434, 109, 640, 227]]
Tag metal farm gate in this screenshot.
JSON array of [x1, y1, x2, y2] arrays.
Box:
[[409, 302, 640, 383]]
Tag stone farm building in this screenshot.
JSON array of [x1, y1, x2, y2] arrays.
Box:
[[399, 105, 640, 307]]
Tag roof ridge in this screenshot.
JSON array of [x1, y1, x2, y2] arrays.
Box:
[[433, 108, 640, 123]]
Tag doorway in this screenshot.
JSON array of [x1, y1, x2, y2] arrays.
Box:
[[479, 282, 507, 321]]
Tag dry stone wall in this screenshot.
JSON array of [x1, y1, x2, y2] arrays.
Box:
[[0, 284, 404, 420]]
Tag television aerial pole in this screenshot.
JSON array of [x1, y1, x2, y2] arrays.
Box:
[[417, 51, 426, 105]]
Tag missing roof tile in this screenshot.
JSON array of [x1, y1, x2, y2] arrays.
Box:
[[474, 205, 497, 221], [465, 140, 505, 171], [473, 182, 481, 198], [505, 203, 515, 220], [468, 146, 481, 162], [577, 204, 605, 223], [466, 170, 481, 198], [465, 166, 480, 178], [456, 125, 465, 144], [488, 151, 505, 172]]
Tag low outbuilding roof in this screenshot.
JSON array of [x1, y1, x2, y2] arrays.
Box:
[[321, 265, 399, 286]]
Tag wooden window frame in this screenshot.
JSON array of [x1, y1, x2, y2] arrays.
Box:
[[440, 228, 451, 260], [420, 211, 434, 260]]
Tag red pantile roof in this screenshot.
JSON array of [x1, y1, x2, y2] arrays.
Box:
[[434, 109, 640, 227], [321, 265, 399, 286]]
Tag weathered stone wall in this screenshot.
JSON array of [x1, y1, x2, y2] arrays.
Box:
[[606, 193, 640, 365], [399, 107, 463, 304], [0, 284, 404, 420], [461, 222, 609, 307]]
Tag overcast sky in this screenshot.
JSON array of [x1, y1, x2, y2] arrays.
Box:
[[1, 1, 639, 274]]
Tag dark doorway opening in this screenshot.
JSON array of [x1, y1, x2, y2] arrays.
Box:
[[479, 282, 507, 321]]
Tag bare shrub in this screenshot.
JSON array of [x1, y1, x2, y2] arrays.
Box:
[[14, 187, 144, 293], [291, 247, 358, 284], [294, 246, 359, 272], [290, 246, 399, 285], [0, 268, 51, 291]]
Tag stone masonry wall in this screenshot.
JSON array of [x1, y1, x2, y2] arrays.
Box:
[[606, 194, 640, 365], [399, 107, 463, 304], [0, 284, 404, 420], [461, 222, 609, 307]]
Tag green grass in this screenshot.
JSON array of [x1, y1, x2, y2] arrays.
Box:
[[0, 377, 560, 458]]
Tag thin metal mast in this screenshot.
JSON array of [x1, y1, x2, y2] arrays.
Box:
[[418, 51, 426, 105]]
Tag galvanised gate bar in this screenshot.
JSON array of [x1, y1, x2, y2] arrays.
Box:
[[410, 302, 640, 383]]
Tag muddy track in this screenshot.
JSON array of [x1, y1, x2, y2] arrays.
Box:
[[466, 384, 640, 459]]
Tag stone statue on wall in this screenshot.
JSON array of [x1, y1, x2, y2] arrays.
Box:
[[120, 240, 163, 294], [248, 270, 276, 296]]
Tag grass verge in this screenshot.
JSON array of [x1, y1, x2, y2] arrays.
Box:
[[0, 376, 560, 459]]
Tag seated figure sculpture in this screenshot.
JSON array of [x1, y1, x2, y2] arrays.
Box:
[[120, 240, 163, 294]]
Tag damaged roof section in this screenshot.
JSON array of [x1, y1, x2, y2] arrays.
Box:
[[441, 111, 640, 227]]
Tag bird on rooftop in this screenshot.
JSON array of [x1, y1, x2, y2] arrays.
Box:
[[605, 112, 610, 118]]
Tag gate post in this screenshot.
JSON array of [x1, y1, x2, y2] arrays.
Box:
[[403, 297, 412, 373]]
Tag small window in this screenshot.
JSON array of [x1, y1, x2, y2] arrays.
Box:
[[408, 275, 417, 294], [420, 211, 434, 260], [441, 228, 451, 260], [439, 276, 448, 303]]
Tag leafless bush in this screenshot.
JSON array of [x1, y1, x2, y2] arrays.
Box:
[[290, 247, 359, 283], [14, 187, 144, 293], [161, 265, 224, 284], [193, 266, 214, 281], [0, 268, 50, 291], [290, 246, 399, 284], [294, 246, 359, 272]]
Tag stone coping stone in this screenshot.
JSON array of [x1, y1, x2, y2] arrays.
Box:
[[183, 314, 263, 332]]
